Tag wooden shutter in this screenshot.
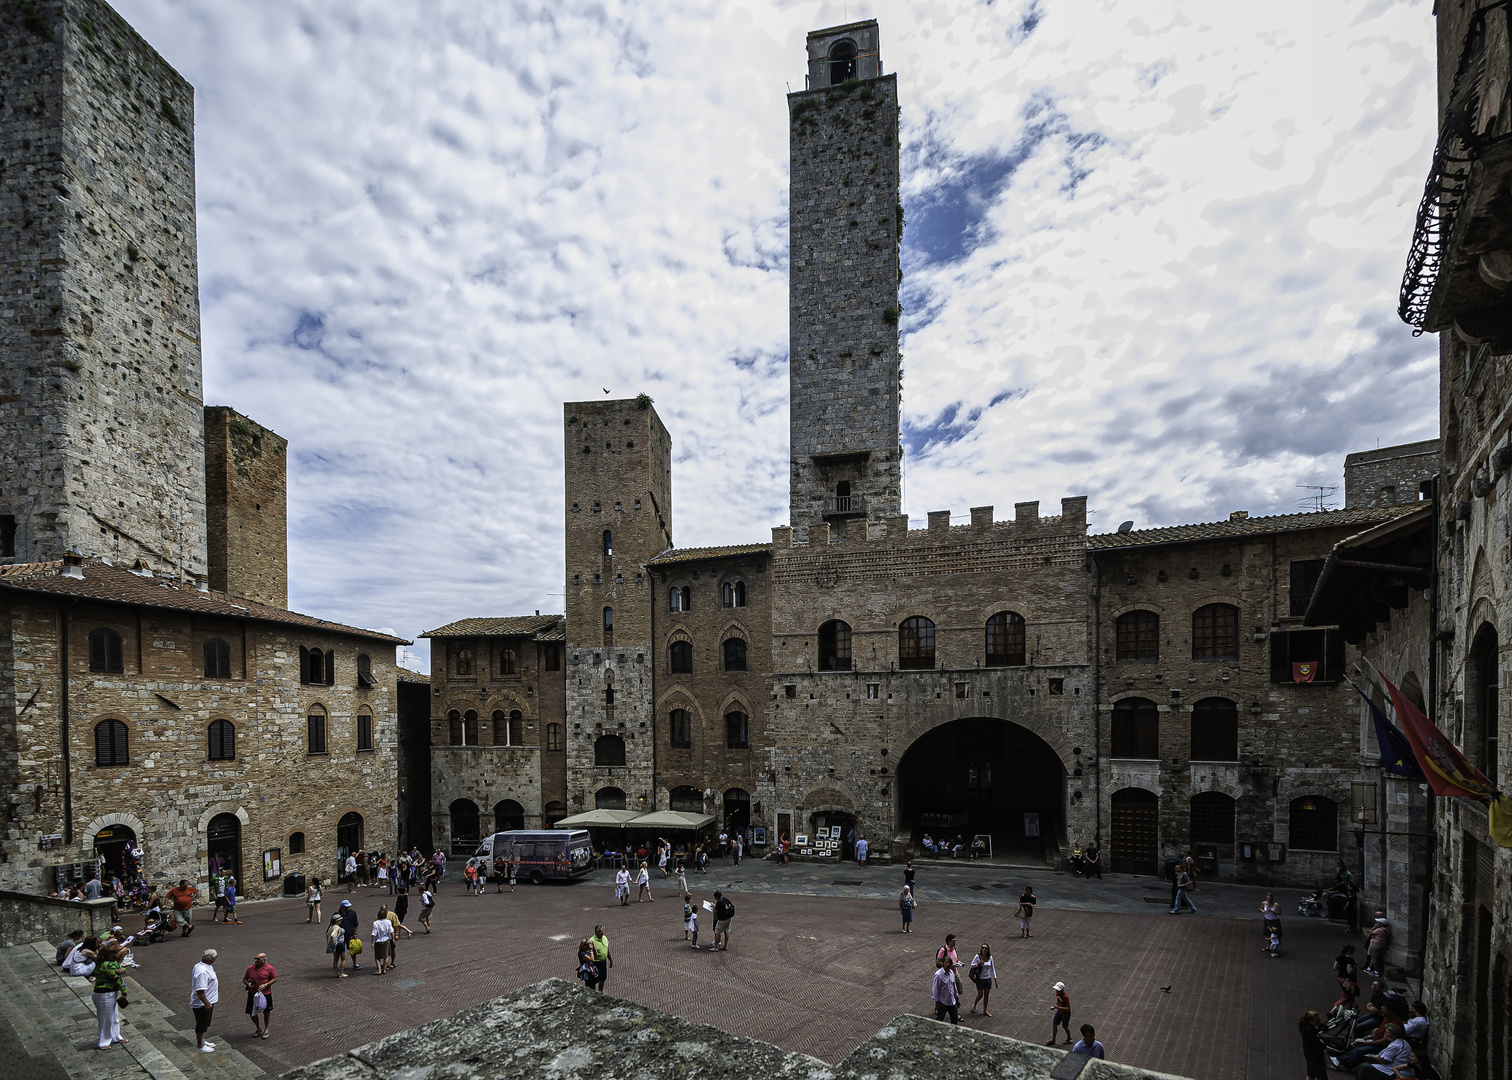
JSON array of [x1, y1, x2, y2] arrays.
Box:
[[325, 649, 335, 685]]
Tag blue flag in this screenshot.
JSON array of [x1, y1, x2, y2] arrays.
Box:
[[1347, 677, 1426, 779]]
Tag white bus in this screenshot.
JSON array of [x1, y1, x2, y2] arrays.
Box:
[[474, 829, 593, 884]]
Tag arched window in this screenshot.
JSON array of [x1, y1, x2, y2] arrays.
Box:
[[508, 709, 523, 745], [94, 719, 128, 765], [595, 734, 626, 766], [985, 611, 1026, 666], [723, 638, 748, 672], [300, 646, 332, 684], [1192, 603, 1239, 659], [499, 648, 516, 676], [898, 616, 935, 669], [546, 723, 564, 751], [463, 709, 479, 746], [1191, 698, 1238, 761], [288, 831, 306, 855], [1190, 792, 1236, 845], [88, 628, 124, 673], [723, 581, 746, 608], [357, 652, 375, 687], [723, 788, 751, 827], [595, 787, 627, 810], [356, 707, 373, 751], [603, 529, 613, 557], [449, 799, 480, 856], [494, 799, 525, 833], [669, 785, 702, 812], [307, 705, 327, 754], [828, 37, 858, 85], [455, 648, 473, 676], [669, 708, 692, 748], [819, 620, 852, 671], [1116, 610, 1158, 661], [207, 718, 235, 761], [670, 640, 693, 674], [1111, 697, 1159, 759], [1289, 796, 1339, 852], [670, 586, 691, 612], [725, 711, 749, 749], [1471, 624, 1499, 784], [492, 710, 508, 745], [203, 637, 230, 679], [448, 709, 464, 746]]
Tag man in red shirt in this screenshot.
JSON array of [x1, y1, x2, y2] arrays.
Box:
[[242, 953, 277, 1039], [167, 879, 199, 937]]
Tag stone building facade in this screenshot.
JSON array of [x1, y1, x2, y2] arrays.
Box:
[[1, 0, 207, 577], [203, 406, 288, 608]]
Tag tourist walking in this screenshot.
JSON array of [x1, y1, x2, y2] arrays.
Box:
[[345, 853, 358, 892], [306, 878, 322, 924], [224, 877, 241, 923], [1018, 886, 1036, 937], [327, 913, 349, 978], [684, 895, 700, 948], [673, 860, 688, 896], [243, 952, 276, 1039], [615, 865, 631, 906], [637, 862, 654, 903], [190, 949, 219, 1053], [394, 884, 410, 930], [1171, 867, 1197, 914], [712, 891, 735, 951], [1261, 893, 1282, 948], [507, 858, 518, 893], [932, 956, 960, 1024], [968, 943, 997, 1015], [1298, 1011, 1328, 1080], [168, 879, 198, 937], [1084, 844, 1101, 879], [1048, 981, 1072, 1045], [419, 886, 435, 932], [210, 871, 227, 922], [464, 860, 477, 895], [339, 900, 361, 970], [899, 885, 916, 933], [92, 942, 127, 1050], [577, 938, 597, 985], [589, 925, 612, 991], [371, 906, 394, 975], [1070, 1024, 1104, 1058], [1333, 944, 1359, 1010], [903, 861, 916, 898], [658, 840, 670, 878], [856, 836, 869, 866]]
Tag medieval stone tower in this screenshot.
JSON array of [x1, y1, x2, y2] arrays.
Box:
[[562, 398, 673, 817], [0, 0, 207, 577], [203, 406, 288, 607], [787, 21, 902, 540]]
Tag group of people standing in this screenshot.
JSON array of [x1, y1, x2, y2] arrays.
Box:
[[342, 847, 446, 893]]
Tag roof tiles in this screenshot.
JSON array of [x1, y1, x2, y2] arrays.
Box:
[[421, 614, 565, 639], [1088, 505, 1416, 550], [647, 542, 773, 566]]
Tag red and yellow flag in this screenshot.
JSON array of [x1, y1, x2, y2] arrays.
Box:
[[1292, 661, 1317, 683]]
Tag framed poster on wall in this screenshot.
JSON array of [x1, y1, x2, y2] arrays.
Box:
[[795, 834, 809, 847], [262, 849, 281, 881], [752, 828, 766, 845]]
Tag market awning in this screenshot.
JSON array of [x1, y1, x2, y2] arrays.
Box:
[[1304, 505, 1433, 642], [552, 810, 643, 828], [627, 811, 715, 831]]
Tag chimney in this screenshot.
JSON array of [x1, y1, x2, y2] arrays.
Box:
[[61, 553, 84, 580], [1230, 511, 1249, 521]]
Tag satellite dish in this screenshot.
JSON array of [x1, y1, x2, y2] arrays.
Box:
[[1117, 521, 1135, 534]]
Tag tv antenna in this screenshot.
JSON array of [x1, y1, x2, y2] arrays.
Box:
[[1295, 484, 1338, 512]]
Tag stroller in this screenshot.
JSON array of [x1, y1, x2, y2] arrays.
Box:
[[1298, 892, 1326, 918], [1319, 1004, 1360, 1052]]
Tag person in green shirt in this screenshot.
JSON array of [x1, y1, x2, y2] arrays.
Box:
[[589, 925, 612, 992], [92, 942, 128, 1049]]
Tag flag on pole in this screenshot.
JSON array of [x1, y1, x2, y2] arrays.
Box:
[[1346, 677, 1425, 779]]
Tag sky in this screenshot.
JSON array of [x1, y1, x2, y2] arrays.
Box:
[[111, 0, 1442, 672]]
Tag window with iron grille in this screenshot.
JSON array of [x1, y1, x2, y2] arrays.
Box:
[[207, 718, 235, 760], [1115, 610, 1158, 661], [88, 628, 125, 673], [1192, 604, 1238, 659], [985, 611, 1026, 666], [670, 708, 692, 749], [1190, 698, 1239, 761], [1111, 697, 1159, 758], [898, 616, 935, 669], [94, 719, 128, 765], [203, 638, 231, 679], [1190, 791, 1235, 844], [357, 710, 373, 751], [1289, 796, 1339, 851], [819, 620, 852, 671]]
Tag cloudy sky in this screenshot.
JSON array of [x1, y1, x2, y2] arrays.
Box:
[[112, 0, 1441, 671]]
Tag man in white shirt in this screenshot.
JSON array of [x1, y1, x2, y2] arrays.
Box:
[[371, 907, 394, 975], [1404, 1001, 1430, 1043], [614, 866, 631, 906], [190, 949, 219, 1053], [345, 854, 358, 893]]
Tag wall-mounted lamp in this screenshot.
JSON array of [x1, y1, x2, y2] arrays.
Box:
[[1249, 701, 1262, 716]]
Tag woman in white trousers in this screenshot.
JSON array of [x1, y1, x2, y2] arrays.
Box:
[[92, 943, 127, 1049]]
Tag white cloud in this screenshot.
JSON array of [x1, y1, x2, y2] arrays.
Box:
[[111, 0, 1439, 669]]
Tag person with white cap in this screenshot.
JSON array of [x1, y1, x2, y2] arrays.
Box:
[[1048, 981, 1072, 1045]]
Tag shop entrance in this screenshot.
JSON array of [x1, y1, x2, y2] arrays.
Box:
[[806, 811, 855, 859], [94, 825, 138, 884], [337, 812, 364, 883], [896, 716, 1065, 862], [722, 788, 751, 830], [206, 813, 241, 885]]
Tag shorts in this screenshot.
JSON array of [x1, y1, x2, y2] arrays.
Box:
[[713, 919, 731, 934], [326, 936, 345, 955], [1052, 1011, 1071, 1029], [374, 941, 391, 961], [177, 907, 194, 925], [213, 896, 226, 908], [245, 991, 272, 1015], [615, 885, 629, 898], [975, 977, 993, 990], [593, 960, 607, 983], [193, 1005, 214, 1034]]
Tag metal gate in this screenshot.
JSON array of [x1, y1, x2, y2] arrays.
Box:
[[1111, 788, 1159, 875]]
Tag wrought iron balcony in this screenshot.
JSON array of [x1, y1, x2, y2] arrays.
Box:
[[824, 494, 866, 517]]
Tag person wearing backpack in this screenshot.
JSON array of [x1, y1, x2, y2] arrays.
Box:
[[712, 891, 735, 951], [419, 886, 436, 933]]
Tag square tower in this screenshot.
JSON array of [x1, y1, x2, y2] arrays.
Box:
[[562, 398, 672, 818], [203, 406, 288, 607], [788, 21, 901, 539], [0, 0, 207, 575]]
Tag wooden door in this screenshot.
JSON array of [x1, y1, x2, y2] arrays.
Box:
[[1111, 789, 1159, 875]]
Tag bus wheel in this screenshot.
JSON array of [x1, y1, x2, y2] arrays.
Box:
[[531, 870, 545, 885]]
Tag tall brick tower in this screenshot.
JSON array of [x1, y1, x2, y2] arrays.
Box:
[[0, 0, 207, 576], [203, 406, 288, 607], [787, 21, 902, 540], [562, 398, 672, 818]]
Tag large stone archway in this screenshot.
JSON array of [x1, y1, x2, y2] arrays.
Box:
[[895, 716, 1067, 861]]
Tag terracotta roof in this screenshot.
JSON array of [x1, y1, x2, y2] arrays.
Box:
[[1088, 505, 1417, 551], [647, 543, 773, 566], [420, 614, 565, 639], [0, 560, 409, 643]]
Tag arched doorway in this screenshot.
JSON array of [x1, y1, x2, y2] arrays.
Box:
[[723, 788, 750, 830], [1111, 788, 1160, 875], [494, 799, 524, 833], [337, 812, 363, 884], [449, 799, 480, 856], [897, 716, 1065, 862], [206, 813, 241, 885], [94, 824, 137, 884]]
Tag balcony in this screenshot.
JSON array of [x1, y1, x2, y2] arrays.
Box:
[[823, 494, 867, 518]]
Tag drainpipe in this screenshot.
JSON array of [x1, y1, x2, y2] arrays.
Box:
[[60, 600, 75, 845]]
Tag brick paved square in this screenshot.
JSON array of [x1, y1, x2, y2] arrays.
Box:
[[120, 869, 1351, 1079]]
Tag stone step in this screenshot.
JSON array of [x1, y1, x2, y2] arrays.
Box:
[[0, 942, 263, 1080]]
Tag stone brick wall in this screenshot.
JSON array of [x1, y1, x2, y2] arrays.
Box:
[[1343, 439, 1437, 509], [649, 550, 773, 821], [0, 584, 399, 901], [0, 0, 206, 576], [0, 890, 114, 949], [787, 66, 901, 536], [563, 399, 671, 817], [203, 406, 288, 607]]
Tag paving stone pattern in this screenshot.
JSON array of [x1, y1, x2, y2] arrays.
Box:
[[114, 863, 1351, 1080]]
